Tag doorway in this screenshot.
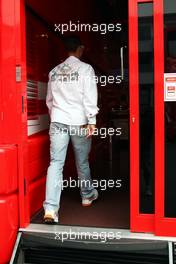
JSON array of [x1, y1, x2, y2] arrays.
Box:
[[25, 0, 130, 229]]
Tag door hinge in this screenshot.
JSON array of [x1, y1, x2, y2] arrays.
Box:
[[22, 96, 24, 113], [24, 178, 26, 196], [16, 65, 22, 82]]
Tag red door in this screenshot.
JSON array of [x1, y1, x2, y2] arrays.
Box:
[[129, 0, 164, 233], [0, 0, 28, 262], [130, 0, 176, 237], [155, 0, 176, 237]]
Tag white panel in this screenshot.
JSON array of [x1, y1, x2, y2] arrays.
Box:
[[28, 114, 49, 136]]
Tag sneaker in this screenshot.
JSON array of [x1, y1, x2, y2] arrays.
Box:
[[82, 189, 98, 207], [44, 210, 59, 224]]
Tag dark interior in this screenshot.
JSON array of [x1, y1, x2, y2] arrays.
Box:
[[26, 0, 130, 229], [25, 0, 161, 229]]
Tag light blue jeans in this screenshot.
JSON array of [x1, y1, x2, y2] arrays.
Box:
[[43, 122, 95, 213]]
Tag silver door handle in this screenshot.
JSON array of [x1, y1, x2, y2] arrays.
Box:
[[120, 47, 124, 80], [120, 46, 127, 80]]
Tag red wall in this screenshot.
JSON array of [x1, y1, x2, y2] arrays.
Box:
[[0, 0, 27, 262]]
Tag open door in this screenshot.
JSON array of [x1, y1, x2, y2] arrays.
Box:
[[0, 0, 29, 262], [15, 0, 30, 228]]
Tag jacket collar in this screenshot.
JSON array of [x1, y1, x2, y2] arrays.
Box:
[[65, 55, 80, 62]]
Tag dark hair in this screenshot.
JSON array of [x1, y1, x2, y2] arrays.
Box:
[[63, 35, 82, 52]]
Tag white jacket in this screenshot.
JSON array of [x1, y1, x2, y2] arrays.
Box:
[[46, 56, 99, 125]]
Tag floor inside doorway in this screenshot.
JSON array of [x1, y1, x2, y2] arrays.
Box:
[[31, 188, 129, 229], [31, 141, 130, 229]]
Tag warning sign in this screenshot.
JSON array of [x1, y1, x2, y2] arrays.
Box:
[[164, 73, 176, 101]]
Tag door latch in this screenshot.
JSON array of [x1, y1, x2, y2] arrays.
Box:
[[132, 117, 135, 124]]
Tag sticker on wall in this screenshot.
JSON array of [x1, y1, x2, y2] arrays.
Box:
[[164, 73, 176, 101]]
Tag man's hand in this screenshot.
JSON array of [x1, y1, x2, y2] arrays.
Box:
[[86, 124, 96, 138]]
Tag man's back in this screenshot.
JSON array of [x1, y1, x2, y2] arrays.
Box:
[[46, 55, 98, 125]]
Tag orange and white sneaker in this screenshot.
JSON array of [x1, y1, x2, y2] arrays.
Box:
[[82, 189, 98, 207], [44, 210, 59, 224]]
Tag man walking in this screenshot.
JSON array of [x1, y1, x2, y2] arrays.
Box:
[[43, 36, 99, 224]]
